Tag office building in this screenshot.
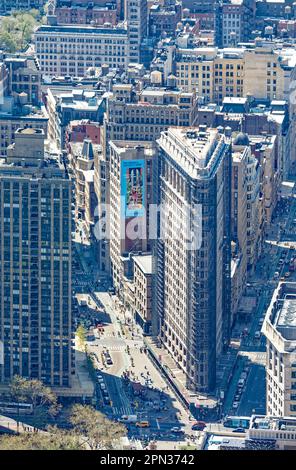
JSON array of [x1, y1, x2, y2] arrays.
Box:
[[132, 254, 153, 335], [68, 139, 98, 241], [157, 126, 231, 393], [182, 0, 216, 14], [263, 282, 296, 417], [93, 142, 108, 272], [248, 414, 296, 450], [126, 0, 148, 63], [109, 141, 158, 291], [0, 128, 74, 388], [221, 0, 255, 47], [0, 0, 46, 14], [231, 140, 248, 319], [0, 55, 47, 158], [1, 54, 42, 107], [232, 132, 272, 271], [45, 88, 105, 150], [34, 24, 129, 77], [148, 2, 182, 39], [104, 81, 198, 147], [53, 0, 119, 26], [175, 42, 296, 109]]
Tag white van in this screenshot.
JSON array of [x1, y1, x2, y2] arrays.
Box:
[[119, 415, 138, 423]]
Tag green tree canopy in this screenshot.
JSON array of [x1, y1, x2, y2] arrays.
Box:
[[0, 11, 41, 52], [76, 325, 87, 350], [0, 405, 126, 450], [9, 376, 60, 428], [0, 427, 84, 450], [69, 404, 127, 450]]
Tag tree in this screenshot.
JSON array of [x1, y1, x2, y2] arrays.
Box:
[[0, 11, 40, 53], [76, 325, 87, 350], [9, 376, 60, 429], [0, 405, 126, 450], [0, 32, 17, 53], [16, 13, 36, 50], [69, 405, 126, 450], [0, 428, 85, 450]]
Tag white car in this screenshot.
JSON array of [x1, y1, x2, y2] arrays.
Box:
[[232, 402, 239, 409], [171, 427, 182, 433]]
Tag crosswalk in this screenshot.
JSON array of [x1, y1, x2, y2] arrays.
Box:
[[112, 405, 133, 416], [101, 332, 122, 338], [104, 345, 125, 352]]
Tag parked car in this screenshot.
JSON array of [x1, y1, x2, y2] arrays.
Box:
[[171, 426, 182, 433], [238, 378, 245, 387]]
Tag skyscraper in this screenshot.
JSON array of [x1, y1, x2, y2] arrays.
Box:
[[156, 126, 231, 393], [0, 128, 74, 388], [126, 0, 148, 63]]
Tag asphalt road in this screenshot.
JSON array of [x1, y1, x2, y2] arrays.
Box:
[[223, 186, 296, 418], [83, 290, 194, 444], [237, 362, 266, 416], [73, 184, 296, 442]]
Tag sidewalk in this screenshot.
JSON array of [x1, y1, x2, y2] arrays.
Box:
[[0, 414, 35, 434], [144, 337, 218, 417]]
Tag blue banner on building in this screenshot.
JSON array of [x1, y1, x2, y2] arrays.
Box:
[[121, 159, 145, 217]]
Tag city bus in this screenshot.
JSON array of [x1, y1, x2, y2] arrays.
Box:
[[223, 416, 250, 429]]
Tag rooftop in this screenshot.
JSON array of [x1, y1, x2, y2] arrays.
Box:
[[17, 127, 43, 135], [251, 415, 296, 432], [133, 255, 153, 275], [158, 126, 227, 178], [277, 299, 296, 328], [110, 141, 157, 158], [266, 282, 296, 341], [36, 24, 127, 35]]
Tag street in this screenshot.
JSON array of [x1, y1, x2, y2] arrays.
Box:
[[223, 180, 296, 419], [72, 233, 202, 449], [72, 180, 296, 444]]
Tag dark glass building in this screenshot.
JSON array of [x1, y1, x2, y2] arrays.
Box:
[[0, 128, 74, 388]]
